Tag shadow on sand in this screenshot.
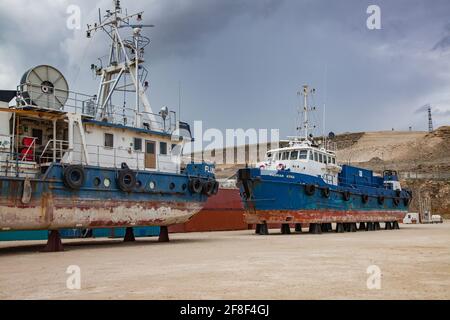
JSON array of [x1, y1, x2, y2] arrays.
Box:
[[0, 237, 206, 256]]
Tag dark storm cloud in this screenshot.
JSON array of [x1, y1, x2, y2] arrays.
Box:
[[0, 0, 284, 85], [433, 36, 450, 51], [0, 0, 449, 134], [415, 104, 430, 114], [432, 22, 450, 52], [142, 0, 284, 59]]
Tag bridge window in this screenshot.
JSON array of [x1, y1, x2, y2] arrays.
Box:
[[319, 153, 323, 163], [104, 133, 114, 148], [299, 150, 308, 159], [309, 151, 313, 160], [134, 138, 142, 151], [160, 142, 167, 155], [290, 151, 298, 160], [282, 152, 289, 160], [314, 152, 318, 162]]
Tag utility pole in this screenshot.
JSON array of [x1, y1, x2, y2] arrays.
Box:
[[428, 105, 433, 133]]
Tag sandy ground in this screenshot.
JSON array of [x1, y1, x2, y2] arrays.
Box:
[[336, 131, 427, 163], [0, 223, 449, 300]]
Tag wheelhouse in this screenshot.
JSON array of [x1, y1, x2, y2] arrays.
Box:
[[258, 139, 341, 186]]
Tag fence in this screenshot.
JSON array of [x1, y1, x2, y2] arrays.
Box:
[[400, 171, 450, 180]]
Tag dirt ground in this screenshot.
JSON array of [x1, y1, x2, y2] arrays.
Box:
[[0, 223, 449, 300]]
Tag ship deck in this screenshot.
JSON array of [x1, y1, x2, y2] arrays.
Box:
[[0, 222, 449, 299]]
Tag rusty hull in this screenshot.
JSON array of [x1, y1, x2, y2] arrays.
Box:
[[243, 209, 406, 224], [0, 179, 204, 231]]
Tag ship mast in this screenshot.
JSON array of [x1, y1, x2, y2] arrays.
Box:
[[86, 0, 161, 130], [297, 85, 316, 141]]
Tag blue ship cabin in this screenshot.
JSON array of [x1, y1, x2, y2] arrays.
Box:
[[338, 165, 376, 187]]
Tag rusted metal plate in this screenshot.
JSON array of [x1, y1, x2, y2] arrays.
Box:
[[244, 209, 406, 224], [169, 188, 248, 233], [0, 194, 204, 230]]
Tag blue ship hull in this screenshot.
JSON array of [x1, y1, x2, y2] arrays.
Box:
[[0, 163, 215, 231], [237, 166, 411, 225]]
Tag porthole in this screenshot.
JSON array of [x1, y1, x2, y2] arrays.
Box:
[[149, 181, 156, 190], [169, 182, 175, 190], [182, 183, 187, 191], [136, 180, 143, 188], [104, 178, 111, 188], [93, 177, 101, 187]]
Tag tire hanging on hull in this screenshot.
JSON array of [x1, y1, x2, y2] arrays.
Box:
[[117, 169, 137, 192], [189, 178, 203, 194], [305, 184, 316, 196], [62, 165, 85, 190]]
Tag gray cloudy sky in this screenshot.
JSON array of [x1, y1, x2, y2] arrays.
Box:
[[0, 0, 449, 138]]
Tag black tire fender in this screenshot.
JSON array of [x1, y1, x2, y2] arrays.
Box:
[[117, 169, 136, 192], [403, 197, 411, 206], [321, 187, 330, 198], [393, 197, 400, 206], [211, 181, 220, 195], [62, 165, 85, 190], [343, 191, 351, 201], [362, 194, 369, 204], [202, 180, 215, 196], [305, 184, 316, 196], [189, 178, 203, 194]]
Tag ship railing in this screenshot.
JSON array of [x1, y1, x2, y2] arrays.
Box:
[[0, 148, 40, 178], [36, 138, 209, 174], [399, 171, 450, 180], [103, 105, 178, 134], [0, 133, 38, 162], [0, 143, 211, 178], [39, 139, 69, 165], [15, 83, 176, 134], [20, 138, 37, 162], [324, 140, 337, 152], [64, 143, 180, 173], [180, 155, 215, 166], [16, 82, 98, 117]]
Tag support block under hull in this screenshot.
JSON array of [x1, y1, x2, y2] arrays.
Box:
[[244, 209, 406, 224]]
